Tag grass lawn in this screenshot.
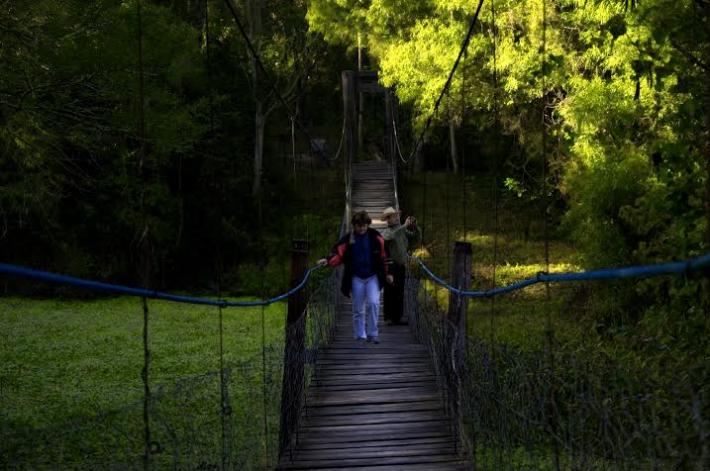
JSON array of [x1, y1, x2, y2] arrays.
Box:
[[402, 171, 590, 349], [0, 295, 286, 468]]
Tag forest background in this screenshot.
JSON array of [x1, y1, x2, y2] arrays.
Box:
[[1, 0, 708, 368]]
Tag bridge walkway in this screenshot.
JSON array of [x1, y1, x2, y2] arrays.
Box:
[[278, 161, 466, 470]]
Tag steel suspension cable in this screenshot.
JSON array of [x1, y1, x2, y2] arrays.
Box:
[[461, 49, 468, 240], [541, 0, 551, 305], [446, 94, 452, 278], [204, 3, 229, 467], [256, 194, 269, 466], [403, 0, 486, 164], [540, 2, 560, 469], [291, 116, 297, 183], [220, 0, 314, 145], [490, 0, 500, 342], [205, 0, 215, 135], [135, 1, 153, 468]]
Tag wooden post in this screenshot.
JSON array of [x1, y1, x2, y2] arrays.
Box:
[[385, 90, 394, 164], [278, 239, 309, 457], [342, 71, 358, 164], [448, 241, 472, 355], [342, 70, 357, 231], [447, 241, 471, 449]]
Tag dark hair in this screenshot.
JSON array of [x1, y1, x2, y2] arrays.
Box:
[[351, 211, 371, 226]]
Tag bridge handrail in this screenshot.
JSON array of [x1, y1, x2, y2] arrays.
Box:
[[413, 251, 710, 298], [0, 262, 322, 307]]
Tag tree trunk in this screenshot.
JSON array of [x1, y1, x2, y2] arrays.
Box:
[[449, 118, 459, 174], [253, 101, 265, 195], [705, 4, 710, 252], [248, 0, 264, 196], [704, 5, 710, 321]]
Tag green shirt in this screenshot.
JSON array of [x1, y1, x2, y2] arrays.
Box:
[[379, 223, 421, 265]]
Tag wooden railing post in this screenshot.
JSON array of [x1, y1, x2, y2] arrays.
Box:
[[448, 241, 472, 360], [447, 241, 472, 449], [342, 70, 357, 232], [278, 239, 309, 457]]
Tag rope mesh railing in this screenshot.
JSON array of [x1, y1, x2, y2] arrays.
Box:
[[405, 259, 710, 469], [2, 356, 280, 469], [278, 268, 340, 460], [0, 265, 340, 469]]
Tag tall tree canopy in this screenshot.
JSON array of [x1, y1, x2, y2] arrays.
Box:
[[0, 0, 335, 289], [308, 0, 708, 265], [308, 0, 709, 350]]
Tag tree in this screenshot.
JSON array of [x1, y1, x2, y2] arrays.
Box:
[[228, 0, 315, 196]]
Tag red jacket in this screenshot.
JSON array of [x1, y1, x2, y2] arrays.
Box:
[[326, 228, 388, 297]]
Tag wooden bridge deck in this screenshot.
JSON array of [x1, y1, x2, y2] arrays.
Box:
[[278, 161, 466, 470]]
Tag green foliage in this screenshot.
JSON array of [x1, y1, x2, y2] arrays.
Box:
[[0, 0, 345, 291], [312, 0, 709, 365]]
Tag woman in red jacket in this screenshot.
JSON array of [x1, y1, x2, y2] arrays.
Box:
[[318, 211, 392, 344]]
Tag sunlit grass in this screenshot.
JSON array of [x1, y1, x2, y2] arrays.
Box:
[[403, 171, 590, 349], [0, 296, 285, 430]]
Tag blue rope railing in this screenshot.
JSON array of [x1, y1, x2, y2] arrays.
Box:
[[414, 252, 710, 298], [0, 263, 322, 307]]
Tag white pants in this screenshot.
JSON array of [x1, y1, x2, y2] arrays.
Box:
[[351, 275, 380, 340]]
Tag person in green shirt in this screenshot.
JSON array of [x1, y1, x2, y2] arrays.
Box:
[[379, 207, 421, 324]]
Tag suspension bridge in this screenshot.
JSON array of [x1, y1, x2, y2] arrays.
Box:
[[2, 67, 709, 466], [277, 160, 466, 470], [2, 0, 710, 469]]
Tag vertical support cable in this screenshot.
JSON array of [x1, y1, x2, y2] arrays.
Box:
[[205, 4, 228, 465], [218, 301, 228, 470], [257, 197, 269, 467], [461, 49, 468, 241], [541, 2, 560, 470], [136, 1, 152, 469], [445, 93, 452, 279], [218, 304, 229, 470], [205, 0, 215, 135], [541, 0, 551, 303], [141, 296, 151, 470], [291, 116, 297, 183], [490, 0, 500, 343], [422, 169, 427, 254]]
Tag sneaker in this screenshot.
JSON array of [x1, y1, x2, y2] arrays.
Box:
[[367, 337, 380, 344]]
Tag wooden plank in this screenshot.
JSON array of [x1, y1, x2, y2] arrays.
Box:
[[305, 400, 442, 417], [314, 371, 435, 381], [279, 453, 463, 469], [314, 362, 431, 370], [307, 388, 440, 406], [293, 443, 456, 461], [300, 417, 450, 432], [295, 428, 451, 445], [315, 363, 428, 370], [316, 354, 429, 362], [314, 371, 435, 384], [290, 435, 450, 451], [303, 410, 445, 427], [298, 463, 467, 471], [324, 344, 426, 351], [313, 382, 436, 393]]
